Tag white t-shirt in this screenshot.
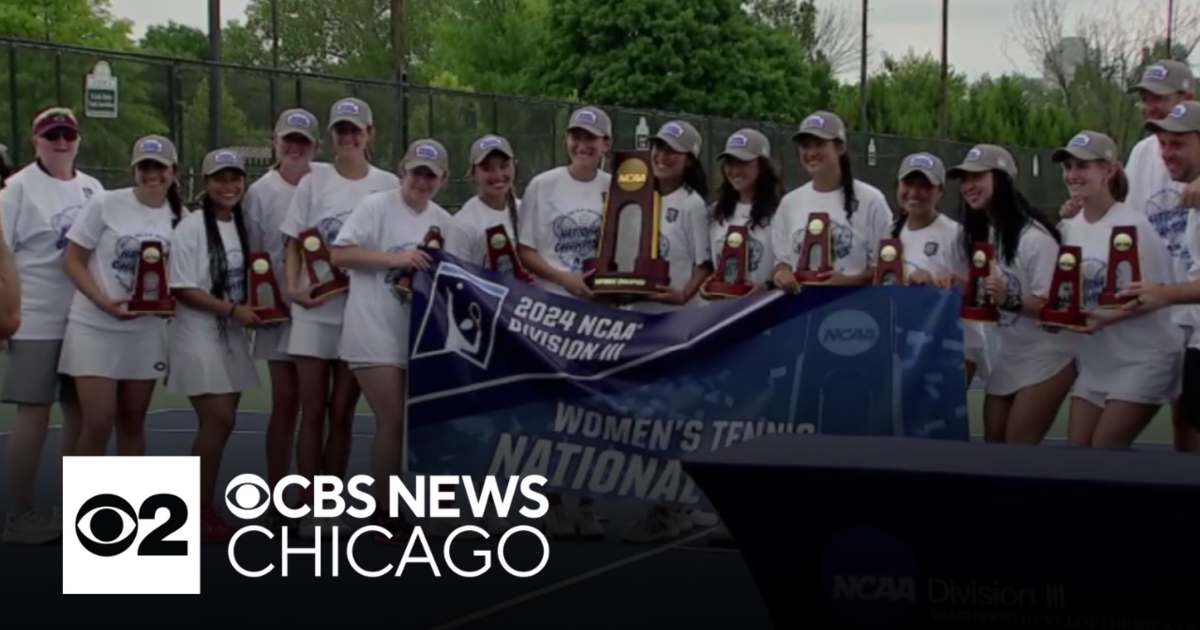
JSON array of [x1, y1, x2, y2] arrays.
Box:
[[709, 202, 775, 287], [0, 164, 103, 339], [898, 213, 987, 355], [771, 180, 893, 277], [167, 210, 248, 342], [333, 191, 457, 365], [1061, 202, 1182, 371], [278, 165, 399, 326], [1125, 135, 1196, 330], [445, 194, 520, 268], [628, 187, 711, 314], [65, 188, 177, 333], [244, 165, 328, 296], [516, 166, 610, 296], [988, 222, 1076, 356]]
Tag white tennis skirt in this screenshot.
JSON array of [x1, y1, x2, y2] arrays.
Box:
[[166, 327, 260, 396], [986, 350, 1074, 397], [253, 322, 293, 362], [59, 321, 169, 381], [1073, 350, 1183, 407], [285, 319, 342, 360]]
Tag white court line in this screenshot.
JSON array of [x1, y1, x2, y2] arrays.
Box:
[[425, 528, 716, 630]]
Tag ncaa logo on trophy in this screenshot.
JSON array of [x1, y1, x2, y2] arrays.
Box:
[[411, 263, 509, 370]]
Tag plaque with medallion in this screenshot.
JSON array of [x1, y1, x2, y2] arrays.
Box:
[[584, 150, 670, 302], [1098, 226, 1142, 308], [960, 243, 1000, 322], [873, 239, 905, 286], [794, 212, 832, 284], [700, 225, 755, 299], [485, 225, 532, 282], [297, 227, 348, 300], [395, 226, 445, 297], [1039, 246, 1088, 329], [247, 252, 288, 322], [128, 240, 174, 315]]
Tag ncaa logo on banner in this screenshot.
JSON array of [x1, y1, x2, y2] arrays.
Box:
[[61, 457, 200, 594]]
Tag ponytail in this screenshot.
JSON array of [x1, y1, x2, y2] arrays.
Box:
[[890, 209, 906, 238], [1109, 163, 1129, 202], [200, 191, 252, 345], [166, 181, 185, 227], [505, 189, 520, 242], [838, 150, 859, 223]]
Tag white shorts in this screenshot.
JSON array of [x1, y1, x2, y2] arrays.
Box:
[[58, 321, 169, 381], [1072, 351, 1183, 408], [985, 350, 1074, 397], [285, 319, 342, 360], [253, 322, 293, 362], [166, 327, 261, 396], [348, 362, 404, 371]]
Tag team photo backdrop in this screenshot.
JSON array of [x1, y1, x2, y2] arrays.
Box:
[[404, 251, 970, 508]]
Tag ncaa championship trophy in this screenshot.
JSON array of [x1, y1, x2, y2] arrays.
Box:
[[584, 150, 669, 303], [297, 228, 348, 299], [485, 225, 532, 282], [395, 226, 445, 296], [128, 240, 174, 315], [793, 212, 832, 284], [1039, 245, 1088, 329], [961, 243, 999, 322], [247, 252, 288, 322], [1098, 226, 1141, 307], [700, 225, 755, 299], [874, 239, 905, 286]]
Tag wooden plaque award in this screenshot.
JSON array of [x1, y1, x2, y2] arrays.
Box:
[[700, 225, 755, 299], [874, 239, 905, 286], [794, 212, 832, 284], [1039, 246, 1088, 329], [297, 227, 348, 300], [247, 252, 288, 322], [485, 225, 532, 282], [395, 226, 445, 296], [584, 150, 670, 302], [1098, 226, 1142, 308], [960, 243, 999, 323], [128, 240, 174, 315]]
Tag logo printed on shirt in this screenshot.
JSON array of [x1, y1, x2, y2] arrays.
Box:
[[666, 207, 679, 223], [923, 241, 939, 257], [550, 208, 601, 273], [1146, 188, 1192, 265]]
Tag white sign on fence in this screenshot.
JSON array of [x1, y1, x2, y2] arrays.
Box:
[[84, 61, 118, 119]]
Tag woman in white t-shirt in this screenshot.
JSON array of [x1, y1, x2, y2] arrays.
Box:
[[517, 106, 613, 539], [278, 97, 400, 538], [445, 133, 524, 275], [243, 107, 322, 528], [1053, 131, 1183, 448], [330, 139, 461, 544], [709, 128, 782, 299], [890, 152, 991, 386], [772, 111, 892, 293], [1, 107, 102, 544], [948, 144, 1076, 444], [168, 149, 264, 541], [59, 134, 185, 456]]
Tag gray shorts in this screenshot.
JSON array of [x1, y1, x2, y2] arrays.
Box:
[[1, 339, 76, 405]]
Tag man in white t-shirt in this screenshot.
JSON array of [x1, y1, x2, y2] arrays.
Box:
[[1063, 59, 1199, 451]]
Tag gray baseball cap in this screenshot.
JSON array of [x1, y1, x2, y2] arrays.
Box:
[[403, 139, 449, 177], [1051, 131, 1119, 163], [719, 128, 771, 162], [201, 148, 247, 176], [947, 144, 1017, 178], [897, 152, 945, 185], [652, 120, 702, 158], [469, 134, 515, 165], [275, 108, 319, 142], [1128, 60, 1195, 96], [1145, 100, 1200, 133], [792, 111, 847, 142], [566, 106, 612, 138], [328, 97, 372, 130], [130, 134, 178, 167]]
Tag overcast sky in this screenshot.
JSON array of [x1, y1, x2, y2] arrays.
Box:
[[107, 0, 1176, 80]]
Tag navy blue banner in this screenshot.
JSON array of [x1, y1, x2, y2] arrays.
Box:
[[405, 252, 969, 507]]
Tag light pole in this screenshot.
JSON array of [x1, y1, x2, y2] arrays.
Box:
[[939, 0, 949, 139], [858, 0, 869, 133], [207, 0, 221, 152]]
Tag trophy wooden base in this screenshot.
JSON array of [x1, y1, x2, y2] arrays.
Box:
[[1097, 292, 1133, 308], [585, 258, 670, 302], [794, 270, 828, 284], [128, 298, 174, 316], [1038, 309, 1088, 329], [311, 278, 349, 300], [700, 281, 755, 300], [960, 305, 1000, 323]]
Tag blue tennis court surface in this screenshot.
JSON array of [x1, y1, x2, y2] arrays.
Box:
[[0, 409, 1171, 623]]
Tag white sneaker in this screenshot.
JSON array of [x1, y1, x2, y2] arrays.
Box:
[[622, 509, 679, 543], [543, 504, 576, 538], [688, 509, 719, 527], [576, 506, 605, 539], [669, 508, 694, 533], [2, 509, 63, 545]]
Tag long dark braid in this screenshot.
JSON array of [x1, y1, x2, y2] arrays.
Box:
[[166, 181, 185, 227], [505, 189, 519, 242], [837, 152, 859, 224], [200, 192, 251, 343], [890, 207, 907, 238]]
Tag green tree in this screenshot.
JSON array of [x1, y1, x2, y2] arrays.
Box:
[[139, 21, 208, 59], [425, 0, 551, 94]]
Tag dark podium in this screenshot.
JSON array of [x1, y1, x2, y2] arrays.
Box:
[[683, 435, 1200, 629]]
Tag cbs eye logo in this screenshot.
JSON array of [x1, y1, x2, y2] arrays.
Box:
[[225, 474, 272, 519], [75, 493, 188, 557]]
